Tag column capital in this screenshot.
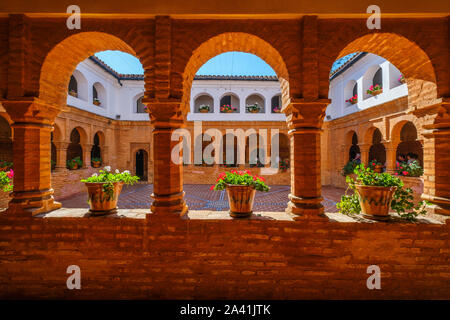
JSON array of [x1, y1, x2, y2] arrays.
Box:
[[358, 143, 371, 152], [283, 99, 330, 130], [54, 141, 70, 150], [0, 98, 60, 125], [143, 99, 186, 128]]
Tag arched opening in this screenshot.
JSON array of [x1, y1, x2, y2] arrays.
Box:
[[220, 93, 239, 113], [245, 134, 266, 167], [271, 95, 281, 113], [194, 94, 214, 113], [369, 128, 386, 165], [362, 65, 383, 99], [396, 122, 423, 167], [135, 149, 148, 181], [92, 82, 106, 107], [245, 94, 265, 113], [66, 128, 84, 169], [221, 134, 239, 167], [68, 75, 78, 97], [136, 96, 146, 113], [372, 67, 383, 88], [344, 80, 358, 106], [0, 115, 13, 170], [349, 132, 360, 161], [91, 132, 103, 165]]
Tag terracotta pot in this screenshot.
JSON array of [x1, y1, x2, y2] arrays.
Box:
[[374, 165, 383, 173], [371, 89, 382, 96], [349, 100, 357, 105], [85, 182, 124, 215], [225, 184, 256, 218], [69, 163, 79, 170], [249, 109, 260, 113], [199, 109, 209, 113], [92, 161, 101, 168], [93, 101, 101, 106], [69, 91, 78, 97], [355, 184, 397, 221]]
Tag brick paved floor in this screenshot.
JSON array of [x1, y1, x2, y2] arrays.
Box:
[[60, 184, 346, 213]]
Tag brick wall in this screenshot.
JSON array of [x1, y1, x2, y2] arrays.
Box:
[[0, 214, 448, 299]]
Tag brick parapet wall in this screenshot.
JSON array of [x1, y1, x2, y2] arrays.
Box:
[[0, 214, 448, 299]]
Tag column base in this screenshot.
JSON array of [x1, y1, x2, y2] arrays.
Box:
[[421, 193, 450, 216], [285, 194, 326, 220], [150, 191, 189, 217], [5, 188, 62, 216]]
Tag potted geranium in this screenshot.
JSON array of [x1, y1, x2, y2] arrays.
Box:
[[246, 103, 261, 113], [81, 166, 139, 215], [69, 89, 78, 98], [369, 159, 384, 173], [211, 170, 269, 218], [395, 160, 423, 177], [342, 160, 358, 176], [93, 98, 101, 106], [279, 159, 289, 172], [220, 105, 237, 113], [0, 169, 13, 192], [91, 157, 102, 168], [367, 84, 382, 96], [337, 164, 428, 221], [67, 156, 82, 170], [272, 107, 281, 113], [0, 160, 12, 171], [398, 74, 406, 84], [345, 94, 358, 105], [198, 105, 210, 113]]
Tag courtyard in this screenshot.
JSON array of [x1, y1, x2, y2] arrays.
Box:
[[60, 184, 344, 213]]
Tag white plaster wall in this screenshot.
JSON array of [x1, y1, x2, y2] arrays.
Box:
[[67, 59, 286, 122], [326, 53, 408, 121]]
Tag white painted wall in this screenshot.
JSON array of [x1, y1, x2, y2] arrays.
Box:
[[326, 53, 408, 121], [67, 59, 285, 122]]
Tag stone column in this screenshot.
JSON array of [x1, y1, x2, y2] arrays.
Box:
[[358, 143, 371, 166], [383, 141, 399, 173], [2, 99, 62, 216], [81, 143, 93, 168], [102, 145, 109, 165], [54, 141, 69, 172], [146, 101, 188, 216], [285, 100, 329, 220], [413, 100, 450, 215]]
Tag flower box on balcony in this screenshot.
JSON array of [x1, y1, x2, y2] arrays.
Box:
[[367, 84, 382, 96], [345, 94, 358, 105], [93, 99, 101, 106], [246, 103, 261, 113], [220, 105, 237, 113], [69, 90, 78, 98], [198, 105, 210, 113]]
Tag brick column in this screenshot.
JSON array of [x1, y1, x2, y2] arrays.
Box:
[[383, 141, 399, 173], [414, 100, 450, 215], [81, 143, 93, 168], [102, 146, 109, 165], [285, 100, 328, 220], [54, 141, 69, 172], [358, 143, 371, 166], [2, 100, 61, 216], [146, 101, 188, 216]]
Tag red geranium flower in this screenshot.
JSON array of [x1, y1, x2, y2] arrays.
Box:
[[402, 171, 408, 175]]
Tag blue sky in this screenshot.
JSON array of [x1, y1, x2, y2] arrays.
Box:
[[95, 51, 276, 76], [95, 50, 352, 77]]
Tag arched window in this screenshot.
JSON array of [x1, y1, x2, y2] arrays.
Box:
[[245, 94, 265, 113], [68, 75, 78, 97], [271, 95, 281, 113], [136, 96, 146, 113], [194, 94, 214, 113], [352, 83, 358, 97], [92, 82, 106, 107], [349, 132, 360, 161], [396, 122, 423, 167], [66, 128, 83, 169], [373, 68, 383, 88], [220, 94, 239, 113], [93, 86, 98, 100]]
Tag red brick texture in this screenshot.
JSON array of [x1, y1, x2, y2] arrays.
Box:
[[0, 214, 449, 299]]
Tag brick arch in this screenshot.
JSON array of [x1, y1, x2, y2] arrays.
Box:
[[344, 130, 358, 146], [39, 32, 141, 109], [181, 32, 290, 113], [390, 118, 421, 144], [332, 33, 438, 109]]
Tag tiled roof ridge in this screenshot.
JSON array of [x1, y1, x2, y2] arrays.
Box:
[[329, 52, 367, 80], [89, 56, 278, 82]]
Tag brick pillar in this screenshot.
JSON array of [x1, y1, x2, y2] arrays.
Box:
[[414, 100, 450, 215], [102, 146, 109, 165], [146, 101, 188, 216], [81, 143, 93, 168], [358, 143, 371, 166], [285, 100, 328, 220], [54, 141, 69, 172], [2, 100, 61, 216], [383, 141, 399, 173]]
